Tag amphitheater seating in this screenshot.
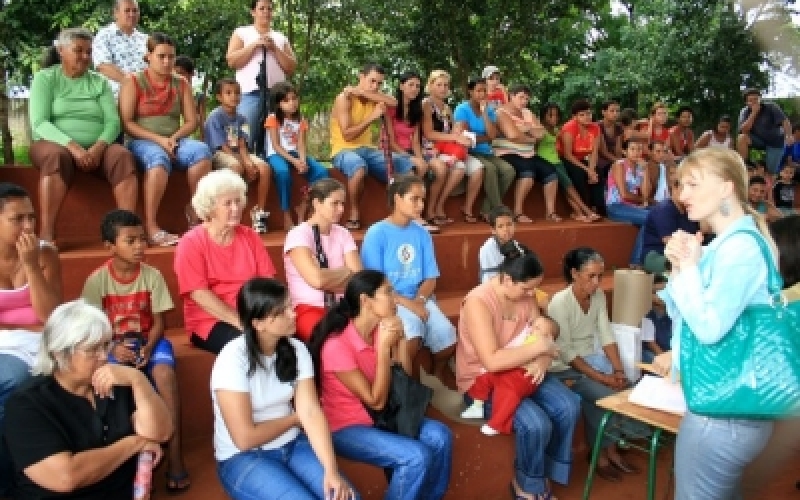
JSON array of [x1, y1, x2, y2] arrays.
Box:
[[13, 164, 792, 499]]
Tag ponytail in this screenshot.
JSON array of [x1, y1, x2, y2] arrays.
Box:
[[42, 47, 60, 68], [307, 270, 387, 392], [308, 298, 356, 392]]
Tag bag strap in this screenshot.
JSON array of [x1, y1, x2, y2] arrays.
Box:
[[725, 226, 783, 295], [380, 116, 394, 183]]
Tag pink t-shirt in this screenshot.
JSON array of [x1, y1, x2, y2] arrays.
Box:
[[319, 321, 380, 432], [0, 285, 38, 326], [283, 222, 357, 308], [387, 106, 416, 152], [174, 225, 276, 340]]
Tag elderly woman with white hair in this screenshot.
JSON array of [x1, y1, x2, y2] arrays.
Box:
[[4, 299, 172, 498], [174, 169, 276, 354]]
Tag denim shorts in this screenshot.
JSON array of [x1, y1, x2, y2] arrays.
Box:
[[332, 146, 413, 183], [108, 337, 176, 375], [395, 300, 457, 353], [128, 138, 211, 174]]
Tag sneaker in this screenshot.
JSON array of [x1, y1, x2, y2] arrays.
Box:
[[480, 424, 500, 436], [251, 208, 270, 234], [460, 404, 484, 419]]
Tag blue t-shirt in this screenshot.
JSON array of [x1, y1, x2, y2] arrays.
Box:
[[782, 143, 800, 167], [642, 199, 699, 257], [204, 106, 250, 153], [453, 101, 497, 155], [360, 220, 440, 299]]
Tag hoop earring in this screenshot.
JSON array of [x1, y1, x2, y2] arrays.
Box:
[[720, 199, 731, 217]]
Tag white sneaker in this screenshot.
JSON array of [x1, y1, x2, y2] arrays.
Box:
[[480, 424, 500, 436], [461, 404, 485, 419], [251, 208, 270, 234]]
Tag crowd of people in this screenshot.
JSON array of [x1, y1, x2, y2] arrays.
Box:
[[3, 0, 800, 498]]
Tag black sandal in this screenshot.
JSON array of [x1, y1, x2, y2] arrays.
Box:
[[461, 210, 478, 223]]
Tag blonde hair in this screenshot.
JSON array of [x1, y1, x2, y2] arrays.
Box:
[[650, 101, 668, 116], [191, 169, 248, 221], [678, 148, 777, 256], [425, 70, 450, 95]]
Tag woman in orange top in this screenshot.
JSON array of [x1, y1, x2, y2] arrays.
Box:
[[558, 99, 605, 216]]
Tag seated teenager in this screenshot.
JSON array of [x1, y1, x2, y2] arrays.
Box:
[[284, 179, 362, 342], [647, 141, 675, 204], [330, 62, 414, 229], [81, 209, 189, 492], [0, 183, 62, 496], [29, 27, 137, 244], [596, 100, 623, 184], [421, 70, 484, 224], [606, 140, 652, 267], [641, 178, 699, 264], [695, 115, 735, 150], [5, 300, 172, 498], [386, 71, 448, 232], [537, 102, 598, 222], [453, 77, 516, 223], [308, 270, 453, 500], [174, 170, 276, 354], [736, 88, 793, 175], [213, 278, 355, 500], [119, 32, 212, 246], [558, 99, 604, 216], [668, 106, 694, 161], [360, 175, 458, 388]]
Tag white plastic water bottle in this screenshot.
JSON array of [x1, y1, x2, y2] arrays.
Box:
[[133, 450, 154, 500]]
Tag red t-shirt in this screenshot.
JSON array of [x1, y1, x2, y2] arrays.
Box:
[[387, 106, 416, 152], [174, 225, 276, 340], [319, 321, 381, 432], [486, 88, 507, 107], [557, 119, 601, 158]]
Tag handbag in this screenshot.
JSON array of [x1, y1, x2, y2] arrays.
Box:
[[679, 227, 800, 419], [365, 364, 432, 438]]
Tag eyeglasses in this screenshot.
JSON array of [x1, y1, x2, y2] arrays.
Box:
[[76, 341, 113, 358]]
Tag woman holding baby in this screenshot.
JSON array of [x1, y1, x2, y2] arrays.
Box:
[[456, 250, 579, 500]]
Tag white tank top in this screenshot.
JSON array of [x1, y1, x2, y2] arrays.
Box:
[[233, 25, 289, 94], [708, 132, 731, 149]]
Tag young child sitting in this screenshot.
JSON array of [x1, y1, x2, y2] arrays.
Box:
[[81, 209, 189, 493], [264, 81, 330, 230], [204, 78, 272, 233], [461, 315, 559, 436], [773, 163, 796, 216], [479, 206, 550, 306]]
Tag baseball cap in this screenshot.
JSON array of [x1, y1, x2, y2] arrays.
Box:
[[481, 65, 500, 79]]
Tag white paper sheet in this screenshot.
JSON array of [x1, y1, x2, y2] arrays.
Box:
[[628, 374, 687, 416]]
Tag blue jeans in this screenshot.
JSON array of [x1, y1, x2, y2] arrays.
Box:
[[128, 138, 211, 174], [749, 134, 785, 174], [675, 411, 772, 500], [606, 202, 650, 265], [238, 90, 263, 151], [0, 354, 31, 495], [503, 375, 580, 494], [267, 151, 329, 211], [217, 434, 358, 500], [332, 418, 452, 500], [332, 147, 413, 183]]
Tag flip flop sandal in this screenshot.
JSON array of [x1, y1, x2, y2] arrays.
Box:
[[514, 213, 534, 223], [165, 471, 191, 494], [149, 230, 179, 247], [546, 213, 563, 222]]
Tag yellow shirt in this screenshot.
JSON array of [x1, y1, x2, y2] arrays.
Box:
[[330, 96, 376, 156]]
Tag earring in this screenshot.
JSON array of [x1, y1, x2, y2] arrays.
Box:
[[720, 199, 731, 217]]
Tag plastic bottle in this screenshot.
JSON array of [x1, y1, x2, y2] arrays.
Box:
[[133, 450, 154, 500]]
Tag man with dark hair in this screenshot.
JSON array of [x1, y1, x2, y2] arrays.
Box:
[[737, 88, 794, 174], [330, 63, 414, 229]]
